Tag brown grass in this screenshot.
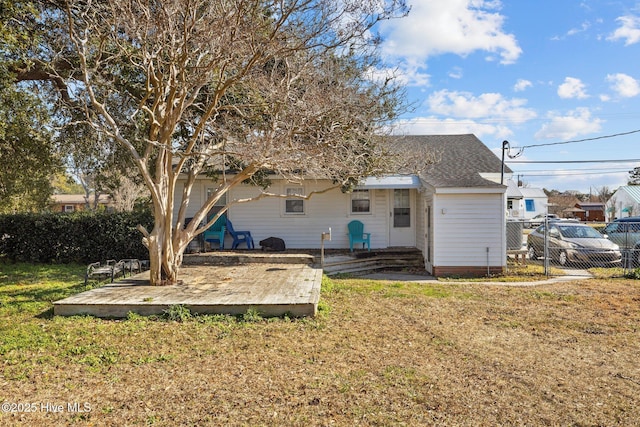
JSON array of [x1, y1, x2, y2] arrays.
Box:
[[2, 273, 640, 426]]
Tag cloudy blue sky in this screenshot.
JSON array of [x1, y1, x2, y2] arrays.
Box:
[[378, 0, 640, 193]]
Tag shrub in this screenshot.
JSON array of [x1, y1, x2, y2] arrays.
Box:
[[0, 210, 153, 263]]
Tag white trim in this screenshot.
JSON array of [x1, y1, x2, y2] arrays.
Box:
[[349, 189, 373, 215], [389, 188, 415, 246], [434, 187, 506, 195], [357, 175, 421, 189], [283, 186, 306, 216]]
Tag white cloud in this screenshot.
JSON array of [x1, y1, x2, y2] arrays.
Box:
[[392, 89, 538, 138], [379, 0, 522, 72], [567, 21, 591, 37], [608, 15, 640, 45], [557, 77, 589, 99], [606, 73, 640, 98], [426, 89, 537, 124], [534, 108, 603, 140], [514, 79, 532, 92], [448, 67, 463, 79], [391, 116, 513, 140], [366, 65, 431, 88], [550, 21, 593, 41], [396, 66, 431, 87]]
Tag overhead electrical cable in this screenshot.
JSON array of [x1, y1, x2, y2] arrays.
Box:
[[507, 158, 640, 164], [518, 129, 640, 149], [517, 170, 630, 177]]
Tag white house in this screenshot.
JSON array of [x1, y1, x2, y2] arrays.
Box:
[[506, 180, 523, 218], [176, 134, 510, 277], [517, 187, 548, 220], [608, 186, 640, 220]]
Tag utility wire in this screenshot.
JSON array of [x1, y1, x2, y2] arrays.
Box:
[[513, 166, 631, 172], [518, 129, 640, 149], [507, 158, 640, 164], [517, 170, 630, 177]]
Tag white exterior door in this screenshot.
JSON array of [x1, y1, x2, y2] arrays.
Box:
[[389, 189, 415, 247]]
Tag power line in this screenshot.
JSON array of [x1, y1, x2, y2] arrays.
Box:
[[512, 167, 630, 174], [519, 129, 640, 149], [507, 158, 640, 164], [402, 113, 640, 125], [516, 170, 629, 177]]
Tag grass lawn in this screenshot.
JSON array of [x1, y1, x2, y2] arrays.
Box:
[[1, 263, 640, 425]]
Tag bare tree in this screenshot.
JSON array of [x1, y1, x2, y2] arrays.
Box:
[[594, 186, 614, 221], [594, 186, 612, 205], [57, 0, 410, 285], [607, 196, 617, 221], [104, 167, 149, 212]]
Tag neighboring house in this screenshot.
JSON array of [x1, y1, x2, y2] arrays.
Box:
[[573, 202, 605, 222], [176, 134, 511, 277], [50, 194, 113, 213], [518, 187, 548, 220], [608, 186, 640, 220], [506, 180, 524, 219]]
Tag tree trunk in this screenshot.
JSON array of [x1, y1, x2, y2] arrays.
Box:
[[147, 215, 185, 286]]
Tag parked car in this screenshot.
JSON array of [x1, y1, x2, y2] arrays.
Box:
[[527, 222, 621, 267], [602, 217, 640, 266], [524, 213, 559, 228]]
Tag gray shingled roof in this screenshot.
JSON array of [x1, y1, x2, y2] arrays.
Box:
[[387, 134, 511, 188]]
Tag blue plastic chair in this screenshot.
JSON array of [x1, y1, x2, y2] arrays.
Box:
[[204, 214, 226, 250], [225, 218, 255, 249], [348, 220, 370, 252]]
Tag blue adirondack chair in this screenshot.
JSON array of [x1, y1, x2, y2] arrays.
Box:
[[348, 220, 371, 252], [203, 214, 227, 250], [225, 218, 255, 249]]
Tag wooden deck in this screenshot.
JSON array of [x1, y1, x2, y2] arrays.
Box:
[[53, 262, 322, 318]]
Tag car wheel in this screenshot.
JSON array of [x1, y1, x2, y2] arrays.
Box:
[[527, 245, 537, 260], [557, 250, 568, 266]]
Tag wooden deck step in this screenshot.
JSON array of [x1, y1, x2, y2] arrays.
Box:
[[323, 249, 424, 276], [184, 252, 315, 266]]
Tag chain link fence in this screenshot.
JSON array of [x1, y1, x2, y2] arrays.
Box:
[[512, 219, 640, 277]]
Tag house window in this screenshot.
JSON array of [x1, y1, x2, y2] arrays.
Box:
[[507, 200, 513, 210], [206, 187, 227, 211], [351, 189, 370, 214], [206, 188, 227, 219], [525, 199, 535, 212], [393, 189, 410, 227], [63, 205, 75, 213], [285, 187, 305, 214]]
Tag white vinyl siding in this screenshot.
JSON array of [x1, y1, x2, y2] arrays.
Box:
[[432, 193, 505, 267], [518, 188, 547, 220], [174, 180, 419, 250], [173, 177, 506, 271], [415, 192, 426, 254], [226, 181, 390, 249]]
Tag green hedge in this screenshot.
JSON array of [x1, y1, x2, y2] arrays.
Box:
[[0, 211, 154, 264]]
